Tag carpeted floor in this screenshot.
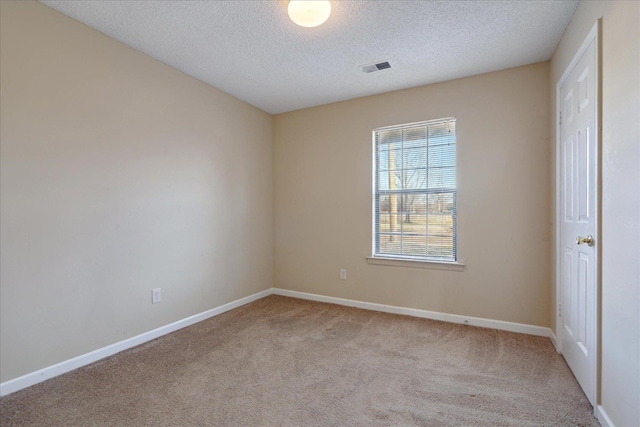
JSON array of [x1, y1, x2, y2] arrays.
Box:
[[0, 295, 599, 426]]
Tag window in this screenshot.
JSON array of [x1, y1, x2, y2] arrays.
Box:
[[373, 118, 456, 262]]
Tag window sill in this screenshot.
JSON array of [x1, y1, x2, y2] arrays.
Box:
[[366, 256, 465, 271]]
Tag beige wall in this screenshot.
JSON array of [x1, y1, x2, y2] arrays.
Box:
[[274, 63, 551, 327], [0, 1, 273, 383], [550, 1, 640, 425]]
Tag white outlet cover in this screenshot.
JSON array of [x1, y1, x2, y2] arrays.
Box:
[[152, 288, 161, 304], [340, 269, 347, 280]]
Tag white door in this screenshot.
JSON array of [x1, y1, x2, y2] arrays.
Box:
[[558, 32, 598, 406]]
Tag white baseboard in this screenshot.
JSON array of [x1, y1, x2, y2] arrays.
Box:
[[1, 287, 554, 397], [0, 289, 271, 397], [272, 288, 552, 338], [597, 405, 614, 427]]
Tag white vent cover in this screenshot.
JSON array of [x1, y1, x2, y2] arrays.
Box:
[[362, 61, 391, 73]]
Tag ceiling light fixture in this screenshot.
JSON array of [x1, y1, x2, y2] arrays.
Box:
[[288, 0, 331, 28]]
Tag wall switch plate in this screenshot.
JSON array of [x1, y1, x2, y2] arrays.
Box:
[[340, 269, 347, 280], [152, 288, 161, 304]]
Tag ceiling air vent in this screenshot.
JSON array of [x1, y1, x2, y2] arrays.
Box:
[[362, 61, 391, 73]]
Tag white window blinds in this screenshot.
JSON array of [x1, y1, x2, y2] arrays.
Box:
[[374, 118, 456, 261]]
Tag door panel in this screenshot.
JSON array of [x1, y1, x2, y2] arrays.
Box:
[[578, 251, 588, 352], [577, 128, 590, 222], [578, 68, 590, 112], [563, 248, 573, 337], [558, 35, 597, 406], [564, 137, 574, 222]]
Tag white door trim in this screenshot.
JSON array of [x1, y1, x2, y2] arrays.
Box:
[[554, 20, 601, 409]]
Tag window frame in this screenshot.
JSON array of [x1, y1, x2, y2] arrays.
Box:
[[370, 118, 463, 270]]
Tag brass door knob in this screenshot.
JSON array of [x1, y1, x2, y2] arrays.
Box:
[[576, 235, 594, 246]]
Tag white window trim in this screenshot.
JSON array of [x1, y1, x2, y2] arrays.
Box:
[[366, 256, 465, 271], [371, 118, 459, 266]]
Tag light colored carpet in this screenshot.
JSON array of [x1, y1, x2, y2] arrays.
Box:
[[1, 295, 599, 426]]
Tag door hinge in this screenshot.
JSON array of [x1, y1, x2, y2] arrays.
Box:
[[559, 111, 562, 126], [558, 303, 562, 318]]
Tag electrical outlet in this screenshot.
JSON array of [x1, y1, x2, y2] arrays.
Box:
[[152, 288, 161, 304], [340, 269, 347, 280]]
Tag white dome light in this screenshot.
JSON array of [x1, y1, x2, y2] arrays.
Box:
[[288, 1, 331, 28]]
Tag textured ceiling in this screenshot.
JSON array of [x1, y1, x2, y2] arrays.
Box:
[[39, 0, 578, 114]]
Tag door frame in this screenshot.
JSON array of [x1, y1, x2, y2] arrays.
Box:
[[554, 20, 601, 408]]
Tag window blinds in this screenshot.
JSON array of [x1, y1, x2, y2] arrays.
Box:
[[374, 118, 456, 261]]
